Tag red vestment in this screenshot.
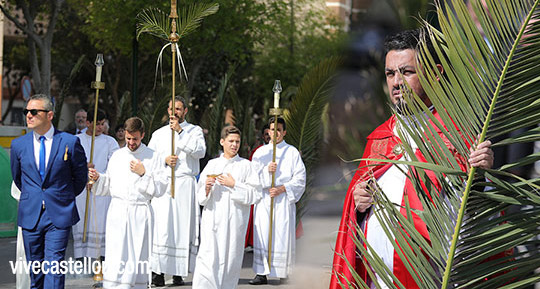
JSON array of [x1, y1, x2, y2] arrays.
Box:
[[330, 111, 469, 289]]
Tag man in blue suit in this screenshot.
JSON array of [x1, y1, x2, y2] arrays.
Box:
[[10, 94, 88, 289]]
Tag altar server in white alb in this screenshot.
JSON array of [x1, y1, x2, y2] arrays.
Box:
[[149, 96, 206, 286], [249, 117, 306, 285], [72, 109, 118, 268], [192, 126, 262, 289], [88, 117, 167, 289]]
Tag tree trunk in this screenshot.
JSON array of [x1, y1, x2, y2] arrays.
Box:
[[0, 0, 64, 96]]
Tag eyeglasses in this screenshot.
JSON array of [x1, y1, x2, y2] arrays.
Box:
[[23, 109, 49, 116]]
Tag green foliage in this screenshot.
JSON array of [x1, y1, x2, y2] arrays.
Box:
[[200, 71, 230, 158], [342, 0, 540, 288], [253, 0, 347, 115], [229, 86, 257, 159], [53, 54, 86, 127], [69, 0, 155, 55], [388, 0, 431, 29], [284, 56, 342, 221]]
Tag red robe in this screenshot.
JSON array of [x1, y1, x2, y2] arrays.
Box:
[[330, 111, 469, 289]]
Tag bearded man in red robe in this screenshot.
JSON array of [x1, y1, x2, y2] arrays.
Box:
[[329, 29, 495, 289]]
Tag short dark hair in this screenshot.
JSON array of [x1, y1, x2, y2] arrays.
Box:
[[87, 108, 107, 123], [171, 95, 187, 109], [75, 108, 86, 115], [221, 125, 241, 139], [28, 94, 54, 112], [268, 117, 286, 131], [384, 28, 439, 64], [115, 123, 125, 132], [384, 29, 421, 53], [124, 117, 145, 134]]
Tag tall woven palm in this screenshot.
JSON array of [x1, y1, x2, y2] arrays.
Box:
[[339, 0, 540, 288]]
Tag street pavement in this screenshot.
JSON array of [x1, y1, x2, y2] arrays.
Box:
[[0, 163, 352, 288]]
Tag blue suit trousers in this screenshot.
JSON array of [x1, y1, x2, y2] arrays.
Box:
[[22, 207, 70, 289]]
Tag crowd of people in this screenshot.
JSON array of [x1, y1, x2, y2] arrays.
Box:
[[10, 94, 306, 289]]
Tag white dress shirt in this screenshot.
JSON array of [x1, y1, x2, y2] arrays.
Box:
[[33, 125, 55, 171]]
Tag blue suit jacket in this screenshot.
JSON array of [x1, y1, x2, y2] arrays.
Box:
[[11, 128, 88, 230]]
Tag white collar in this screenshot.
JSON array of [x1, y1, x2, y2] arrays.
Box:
[[33, 125, 54, 141]]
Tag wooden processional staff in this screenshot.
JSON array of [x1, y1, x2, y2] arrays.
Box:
[[83, 54, 105, 243]]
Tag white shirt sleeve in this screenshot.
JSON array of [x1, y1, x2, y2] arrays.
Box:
[[283, 151, 306, 204], [230, 162, 263, 206], [176, 125, 206, 159]]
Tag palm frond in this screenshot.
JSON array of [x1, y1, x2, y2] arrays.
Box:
[[284, 56, 342, 222], [200, 72, 231, 158], [176, 3, 219, 39], [228, 83, 256, 159], [139, 92, 170, 144], [136, 3, 219, 41], [341, 0, 540, 288], [136, 7, 170, 41]]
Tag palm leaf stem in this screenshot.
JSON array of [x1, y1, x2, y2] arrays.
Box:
[[440, 2, 539, 287]]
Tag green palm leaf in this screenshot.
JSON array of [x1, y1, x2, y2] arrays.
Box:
[[228, 81, 257, 158], [200, 71, 231, 158], [284, 56, 342, 222], [176, 3, 219, 39], [136, 7, 170, 41], [343, 0, 540, 288], [135, 3, 219, 41]]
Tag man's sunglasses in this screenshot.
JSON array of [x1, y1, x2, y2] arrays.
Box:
[[23, 109, 49, 116]]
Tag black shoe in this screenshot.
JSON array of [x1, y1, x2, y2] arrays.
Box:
[[248, 275, 268, 285], [152, 272, 165, 287], [172, 275, 184, 286], [280, 277, 288, 284]]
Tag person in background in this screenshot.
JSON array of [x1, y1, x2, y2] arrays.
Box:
[[245, 123, 271, 251], [115, 124, 126, 148], [102, 119, 110, 135], [72, 108, 119, 283], [65, 108, 87, 135]]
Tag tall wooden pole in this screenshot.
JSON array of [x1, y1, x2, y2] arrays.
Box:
[[169, 0, 179, 198], [83, 54, 105, 243], [267, 80, 282, 270]]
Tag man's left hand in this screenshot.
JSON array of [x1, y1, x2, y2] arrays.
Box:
[[269, 185, 286, 197], [469, 139, 494, 169], [130, 159, 146, 176]]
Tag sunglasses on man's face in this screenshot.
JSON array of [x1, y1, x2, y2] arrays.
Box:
[[23, 109, 49, 116]]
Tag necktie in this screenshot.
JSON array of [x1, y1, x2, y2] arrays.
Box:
[[39, 136, 46, 181]]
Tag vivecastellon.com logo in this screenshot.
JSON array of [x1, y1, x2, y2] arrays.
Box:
[[9, 257, 150, 275]]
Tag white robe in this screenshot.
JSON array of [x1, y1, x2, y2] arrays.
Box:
[[148, 121, 206, 276], [11, 182, 30, 289], [251, 141, 306, 278], [92, 144, 167, 289], [73, 133, 119, 259], [192, 154, 262, 289], [365, 124, 419, 289]]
